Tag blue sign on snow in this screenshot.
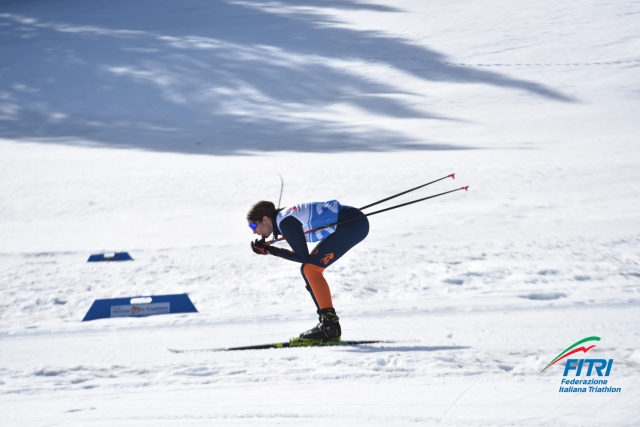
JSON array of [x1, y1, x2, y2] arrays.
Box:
[[87, 252, 133, 262], [82, 294, 198, 321]]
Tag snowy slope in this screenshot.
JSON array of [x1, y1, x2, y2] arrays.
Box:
[[1, 0, 639, 426]]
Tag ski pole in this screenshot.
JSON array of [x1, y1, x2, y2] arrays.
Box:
[[276, 173, 284, 210], [273, 186, 468, 242], [359, 173, 455, 210]]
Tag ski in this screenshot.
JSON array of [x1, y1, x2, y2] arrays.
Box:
[[169, 338, 394, 353]]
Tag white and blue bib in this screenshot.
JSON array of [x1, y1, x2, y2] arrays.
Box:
[[276, 200, 341, 242]]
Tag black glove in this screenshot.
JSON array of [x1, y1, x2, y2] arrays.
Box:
[[251, 238, 269, 255]]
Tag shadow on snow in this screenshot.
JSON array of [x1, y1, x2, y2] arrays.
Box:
[[343, 345, 471, 353], [0, 0, 574, 154]]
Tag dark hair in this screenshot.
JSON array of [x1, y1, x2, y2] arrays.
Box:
[[247, 200, 278, 222]]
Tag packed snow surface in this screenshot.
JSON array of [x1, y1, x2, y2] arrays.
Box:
[[1, 0, 639, 425]]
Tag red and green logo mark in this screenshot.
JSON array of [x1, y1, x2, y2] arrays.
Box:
[[539, 336, 601, 375]]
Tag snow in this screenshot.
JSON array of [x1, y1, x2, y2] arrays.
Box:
[[1, 0, 639, 425]]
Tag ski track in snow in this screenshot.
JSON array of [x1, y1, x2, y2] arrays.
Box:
[[1, 235, 639, 326]]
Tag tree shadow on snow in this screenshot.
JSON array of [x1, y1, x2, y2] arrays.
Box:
[[0, 0, 574, 154]]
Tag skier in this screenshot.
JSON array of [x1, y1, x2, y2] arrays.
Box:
[[247, 200, 369, 342]]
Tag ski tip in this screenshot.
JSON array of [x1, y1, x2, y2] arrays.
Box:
[[462, 186, 469, 191], [449, 173, 455, 179]]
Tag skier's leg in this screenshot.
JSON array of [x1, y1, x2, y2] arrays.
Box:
[[307, 207, 370, 269], [298, 208, 369, 340], [300, 207, 369, 309], [302, 263, 333, 309], [300, 263, 320, 311]]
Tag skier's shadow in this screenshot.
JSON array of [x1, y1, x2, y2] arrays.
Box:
[[343, 345, 470, 353]]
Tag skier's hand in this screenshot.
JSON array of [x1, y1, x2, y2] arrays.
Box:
[[251, 238, 269, 255]]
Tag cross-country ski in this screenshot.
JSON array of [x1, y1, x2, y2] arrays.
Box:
[[169, 339, 395, 353]]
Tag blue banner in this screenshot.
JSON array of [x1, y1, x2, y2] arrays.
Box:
[[87, 252, 133, 262], [82, 294, 198, 321]]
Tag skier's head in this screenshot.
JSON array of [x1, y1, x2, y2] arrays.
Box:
[[247, 200, 277, 238]]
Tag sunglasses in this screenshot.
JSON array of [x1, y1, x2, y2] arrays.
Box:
[[248, 219, 260, 231]]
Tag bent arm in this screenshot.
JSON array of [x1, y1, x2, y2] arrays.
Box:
[[269, 216, 310, 263]]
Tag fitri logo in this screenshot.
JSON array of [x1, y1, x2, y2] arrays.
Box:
[[539, 336, 622, 393]]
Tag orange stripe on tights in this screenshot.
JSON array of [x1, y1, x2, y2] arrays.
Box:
[[303, 264, 333, 309]]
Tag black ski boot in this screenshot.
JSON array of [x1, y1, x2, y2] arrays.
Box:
[[299, 308, 341, 342]]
